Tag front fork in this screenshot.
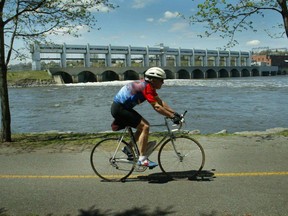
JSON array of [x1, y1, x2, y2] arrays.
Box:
[[170, 136, 184, 162]]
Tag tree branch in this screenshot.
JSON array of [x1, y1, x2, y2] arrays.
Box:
[[3, 0, 46, 25], [5, 0, 20, 64]]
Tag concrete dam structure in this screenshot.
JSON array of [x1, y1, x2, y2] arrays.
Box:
[[31, 43, 279, 83], [48, 65, 278, 84]]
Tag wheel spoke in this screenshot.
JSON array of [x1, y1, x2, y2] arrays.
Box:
[[158, 136, 205, 179], [90, 138, 135, 181]]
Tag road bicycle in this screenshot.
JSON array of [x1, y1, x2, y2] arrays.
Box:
[[90, 111, 205, 182]]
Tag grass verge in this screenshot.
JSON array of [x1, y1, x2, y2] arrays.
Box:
[[1, 129, 287, 150], [7, 70, 54, 86], [7, 70, 52, 81]]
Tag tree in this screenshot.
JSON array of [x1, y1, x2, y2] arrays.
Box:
[[0, 0, 116, 142], [186, 0, 288, 48]]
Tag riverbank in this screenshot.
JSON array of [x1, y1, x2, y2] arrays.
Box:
[[1, 128, 287, 155], [7, 70, 55, 87]]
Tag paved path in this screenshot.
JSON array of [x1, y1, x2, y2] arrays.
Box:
[[1, 135, 288, 216]]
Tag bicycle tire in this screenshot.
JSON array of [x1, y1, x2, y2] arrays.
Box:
[[158, 136, 205, 179], [90, 138, 136, 182]]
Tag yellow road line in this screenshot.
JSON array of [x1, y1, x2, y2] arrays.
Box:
[[0, 175, 98, 179], [0, 172, 288, 179], [215, 171, 288, 177]]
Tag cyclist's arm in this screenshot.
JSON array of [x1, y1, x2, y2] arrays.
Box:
[[150, 96, 175, 118]]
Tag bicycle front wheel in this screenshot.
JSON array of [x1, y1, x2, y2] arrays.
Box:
[[90, 138, 136, 182], [158, 136, 205, 179]]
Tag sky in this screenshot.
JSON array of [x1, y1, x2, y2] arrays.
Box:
[[14, 0, 288, 63]]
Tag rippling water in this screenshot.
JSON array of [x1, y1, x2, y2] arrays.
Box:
[[4, 76, 288, 134]]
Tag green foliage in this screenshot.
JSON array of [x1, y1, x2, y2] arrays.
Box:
[[187, 0, 288, 48], [2, 0, 117, 63]]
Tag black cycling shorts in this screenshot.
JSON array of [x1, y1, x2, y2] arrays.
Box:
[[111, 102, 142, 129]]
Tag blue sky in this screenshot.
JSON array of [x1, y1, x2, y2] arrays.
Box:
[[16, 0, 288, 63]]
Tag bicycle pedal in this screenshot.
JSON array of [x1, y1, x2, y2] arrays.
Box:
[[135, 166, 147, 172]]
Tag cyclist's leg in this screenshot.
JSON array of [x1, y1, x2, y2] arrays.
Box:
[[135, 118, 150, 157], [136, 118, 158, 167], [111, 102, 141, 128], [111, 103, 156, 167], [111, 102, 143, 147]]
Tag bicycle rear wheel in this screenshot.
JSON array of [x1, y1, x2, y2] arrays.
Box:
[[90, 138, 136, 182], [158, 136, 205, 179]]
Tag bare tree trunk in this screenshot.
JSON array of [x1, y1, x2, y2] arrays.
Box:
[[0, 21, 12, 142], [284, 15, 288, 38], [278, 0, 288, 38]]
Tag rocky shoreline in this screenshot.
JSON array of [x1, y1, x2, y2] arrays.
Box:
[[8, 78, 56, 88]]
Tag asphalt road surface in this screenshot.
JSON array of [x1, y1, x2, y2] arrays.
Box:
[[1, 135, 288, 216]]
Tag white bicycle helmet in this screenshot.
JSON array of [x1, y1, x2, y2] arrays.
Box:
[[145, 67, 166, 79]]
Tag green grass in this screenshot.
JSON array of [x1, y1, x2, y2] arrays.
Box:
[[7, 70, 53, 85], [2, 132, 165, 150], [2, 130, 287, 150], [276, 130, 288, 136], [1, 132, 193, 149], [7, 70, 52, 81], [4, 133, 111, 149]]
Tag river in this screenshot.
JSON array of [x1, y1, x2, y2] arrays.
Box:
[[4, 76, 288, 134]]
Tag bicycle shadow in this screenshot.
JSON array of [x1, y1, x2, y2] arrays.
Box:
[[136, 170, 215, 184]]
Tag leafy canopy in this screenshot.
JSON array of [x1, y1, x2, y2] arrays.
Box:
[[0, 0, 116, 142], [1, 0, 116, 63], [186, 0, 288, 48]]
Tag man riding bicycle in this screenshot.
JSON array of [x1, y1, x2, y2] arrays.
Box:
[[111, 67, 181, 167]]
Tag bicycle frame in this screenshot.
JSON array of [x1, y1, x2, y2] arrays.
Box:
[[115, 112, 187, 160], [90, 110, 205, 181]]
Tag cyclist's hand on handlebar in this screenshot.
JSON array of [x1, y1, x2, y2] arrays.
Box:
[[174, 112, 181, 118], [171, 112, 182, 124]]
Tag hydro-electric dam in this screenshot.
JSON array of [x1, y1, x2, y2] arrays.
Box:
[[31, 43, 279, 83]]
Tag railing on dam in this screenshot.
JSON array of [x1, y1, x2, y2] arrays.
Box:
[[48, 65, 280, 84], [31, 43, 252, 70]]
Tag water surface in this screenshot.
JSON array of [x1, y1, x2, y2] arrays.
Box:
[[5, 76, 288, 134]]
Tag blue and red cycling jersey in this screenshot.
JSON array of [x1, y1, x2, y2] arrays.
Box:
[[113, 80, 158, 109]]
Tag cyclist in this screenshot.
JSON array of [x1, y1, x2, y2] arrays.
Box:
[[111, 67, 181, 167]]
